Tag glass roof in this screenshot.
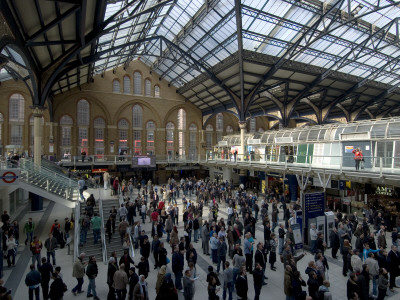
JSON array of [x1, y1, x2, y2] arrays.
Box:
[[89, 0, 400, 91]]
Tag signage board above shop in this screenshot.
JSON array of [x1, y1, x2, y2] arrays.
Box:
[[92, 168, 108, 173]]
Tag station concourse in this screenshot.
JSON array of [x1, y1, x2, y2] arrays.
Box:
[[1, 0, 400, 299]]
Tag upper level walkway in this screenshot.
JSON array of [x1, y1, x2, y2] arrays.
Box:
[[57, 153, 400, 187]]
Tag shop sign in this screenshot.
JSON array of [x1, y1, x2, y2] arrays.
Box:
[[92, 168, 108, 173], [375, 186, 393, 196]]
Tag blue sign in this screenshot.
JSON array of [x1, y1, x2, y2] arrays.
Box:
[[339, 180, 345, 190], [304, 192, 325, 227]]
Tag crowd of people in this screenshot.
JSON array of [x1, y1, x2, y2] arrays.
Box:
[[1, 175, 400, 300]]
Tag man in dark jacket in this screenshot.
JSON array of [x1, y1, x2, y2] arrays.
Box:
[[388, 245, 400, 291], [25, 264, 41, 300], [329, 227, 340, 259], [38, 257, 53, 300], [254, 242, 267, 285], [172, 246, 184, 292], [253, 263, 264, 300], [128, 267, 139, 300], [235, 269, 248, 300]]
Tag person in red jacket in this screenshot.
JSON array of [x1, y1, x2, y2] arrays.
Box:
[[352, 148, 363, 171]]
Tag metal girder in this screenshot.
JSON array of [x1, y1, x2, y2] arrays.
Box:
[[287, 17, 400, 121], [26, 5, 80, 44], [351, 82, 400, 120], [235, 0, 245, 121], [322, 52, 400, 122], [244, 0, 346, 118], [33, 0, 54, 62], [40, 0, 168, 105]]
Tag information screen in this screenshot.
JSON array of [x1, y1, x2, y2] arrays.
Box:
[[132, 156, 156, 168]]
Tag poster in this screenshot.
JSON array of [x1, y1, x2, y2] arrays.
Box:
[[49, 143, 54, 153], [345, 146, 354, 153], [291, 223, 303, 249]]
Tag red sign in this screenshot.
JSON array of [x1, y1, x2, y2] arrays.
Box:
[[1, 171, 18, 183]]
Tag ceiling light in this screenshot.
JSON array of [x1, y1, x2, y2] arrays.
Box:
[[269, 85, 282, 94]]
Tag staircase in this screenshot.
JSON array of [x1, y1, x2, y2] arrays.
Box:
[[16, 159, 80, 208], [102, 199, 125, 259], [78, 201, 103, 260]]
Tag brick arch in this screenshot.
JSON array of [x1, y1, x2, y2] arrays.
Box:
[[113, 99, 162, 127]]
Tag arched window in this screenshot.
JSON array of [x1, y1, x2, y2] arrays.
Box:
[[146, 121, 155, 155], [226, 125, 233, 134], [29, 115, 44, 156], [189, 123, 197, 160], [145, 79, 151, 96], [166, 122, 175, 159], [94, 117, 106, 158], [112, 79, 120, 93], [216, 113, 223, 142], [77, 100, 89, 155], [206, 124, 213, 148], [118, 119, 129, 151], [249, 118, 256, 133], [60, 115, 73, 159], [132, 105, 143, 128], [123, 76, 131, 93], [9, 93, 25, 145], [0, 113, 3, 155], [132, 105, 142, 154], [154, 85, 160, 97], [134, 72, 142, 94], [177, 109, 186, 157], [77, 99, 89, 126]]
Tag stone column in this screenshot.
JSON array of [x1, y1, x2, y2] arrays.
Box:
[[31, 106, 45, 167], [239, 122, 247, 156]]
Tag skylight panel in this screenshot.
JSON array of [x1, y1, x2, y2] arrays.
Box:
[[8, 47, 25, 66], [261, 44, 284, 56], [264, 0, 292, 17], [288, 7, 314, 26], [243, 38, 260, 51], [274, 27, 299, 42]]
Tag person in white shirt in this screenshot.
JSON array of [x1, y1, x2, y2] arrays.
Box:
[[310, 223, 318, 254]]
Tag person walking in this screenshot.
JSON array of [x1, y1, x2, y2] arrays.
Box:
[[352, 148, 363, 171], [118, 217, 129, 246], [6, 234, 17, 267], [128, 267, 139, 300], [25, 264, 41, 300], [103, 171, 110, 190], [223, 261, 233, 300], [202, 221, 210, 255], [90, 213, 102, 244], [44, 233, 58, 266], [38, 257, 53, 300], [106, 216, 113, 244], [107, 257, 118, 300], [86, 256, 99, 300], [30, 236, 43, 268], [172, 246, 184, 292], [113, 263, 129, 300], [217, 236, 228, 273], [183, 269, 195, 300], [24, 218, 35, 245], [72, 253, 87, 295], [78, 176, 86, 201]]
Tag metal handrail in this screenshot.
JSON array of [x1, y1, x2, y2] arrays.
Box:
[[73, 201, 81, 262], [118, 185, 135, 258], [98, 188, 108, 264]]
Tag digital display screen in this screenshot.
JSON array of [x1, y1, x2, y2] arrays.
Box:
[[138, 157, 151, 165]]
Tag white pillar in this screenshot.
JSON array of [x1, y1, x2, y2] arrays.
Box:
[[31, 107, 45, 167], [239, 122, 247, 155]]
